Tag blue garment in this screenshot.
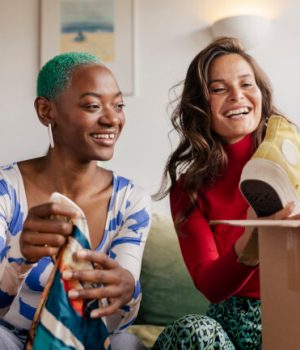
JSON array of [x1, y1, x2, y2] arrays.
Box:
[[0, 163, 151, 334]]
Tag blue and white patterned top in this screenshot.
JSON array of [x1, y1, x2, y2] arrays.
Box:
[[0, 163, 151, 332]]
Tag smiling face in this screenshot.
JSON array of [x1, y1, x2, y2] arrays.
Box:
[[208, 54, 262, 144], [50, 64, 125, 162]]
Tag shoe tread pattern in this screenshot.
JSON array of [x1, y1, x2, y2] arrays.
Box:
[[240, 180, 283, 217]]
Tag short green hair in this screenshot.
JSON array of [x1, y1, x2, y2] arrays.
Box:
[[37, 52, 101, 100]]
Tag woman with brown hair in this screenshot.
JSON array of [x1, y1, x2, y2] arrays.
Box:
[[153, 37, 294, 349]]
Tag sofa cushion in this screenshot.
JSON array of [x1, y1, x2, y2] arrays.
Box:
[[128, 325, 164, 349], [135, 213, 209, 326]]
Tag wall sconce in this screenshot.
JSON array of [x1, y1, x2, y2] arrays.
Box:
[[211, 14, 271, 49]]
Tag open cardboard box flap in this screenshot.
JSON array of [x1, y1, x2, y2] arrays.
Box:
[[210, 218, 300, 350]]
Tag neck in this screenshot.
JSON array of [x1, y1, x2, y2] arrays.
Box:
[[224, 134, 254, 165], [25, 151, 108, 200]]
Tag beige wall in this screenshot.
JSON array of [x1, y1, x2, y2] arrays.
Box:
[[0, 0, 299, 214]]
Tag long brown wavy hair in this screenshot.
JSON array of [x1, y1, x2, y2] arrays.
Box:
[[156, 37, 281, 224]]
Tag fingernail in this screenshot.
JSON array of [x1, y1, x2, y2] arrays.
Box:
[[62, 270, 72, 280], [288, 201, 295, 209], [77, 250, 87, 258], [68, 289, 79, 298], [90, 310, 99, 318]]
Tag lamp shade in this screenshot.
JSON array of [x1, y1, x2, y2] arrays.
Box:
[[211, 14, 270, 49]]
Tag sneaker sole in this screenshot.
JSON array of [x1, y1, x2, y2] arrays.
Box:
[[240, 158, 300, 217], [240, 179, 283, 217]]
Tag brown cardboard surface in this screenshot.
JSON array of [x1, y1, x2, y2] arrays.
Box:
[[259, 226, 300, 350], [210, 220, 300, 350], [210, 219, 300, 227], [287, 230, 300, 292]]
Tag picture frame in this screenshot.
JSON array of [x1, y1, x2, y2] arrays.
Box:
[[40, 0, 134, 95]]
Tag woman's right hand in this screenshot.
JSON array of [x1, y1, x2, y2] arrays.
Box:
[[20, 202, 78, 262], [235, 202, 298, 266]]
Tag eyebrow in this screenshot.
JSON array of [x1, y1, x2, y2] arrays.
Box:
[[79, 91, 123, 98], [208, 74, 253, 85]]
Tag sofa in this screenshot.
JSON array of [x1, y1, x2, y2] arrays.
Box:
[[128, 213, 209, 349]]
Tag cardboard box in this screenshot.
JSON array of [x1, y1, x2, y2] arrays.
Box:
[[211, 219, 300, 350]]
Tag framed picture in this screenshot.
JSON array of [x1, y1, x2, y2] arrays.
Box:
[[40, 0, 134, 95]]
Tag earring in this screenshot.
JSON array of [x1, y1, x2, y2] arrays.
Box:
[[48, 124, 55, 148]]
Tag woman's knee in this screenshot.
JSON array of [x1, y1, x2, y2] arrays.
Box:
[[153, 314, 234, 350]]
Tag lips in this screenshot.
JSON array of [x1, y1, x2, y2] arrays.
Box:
[[224, 107, 250, 118], [91, 133, 115, 140], [90, 131, 117, 146]]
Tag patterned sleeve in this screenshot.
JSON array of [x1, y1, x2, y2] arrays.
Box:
[[105, 182, 151, 332], [0, 171, 33, 317]]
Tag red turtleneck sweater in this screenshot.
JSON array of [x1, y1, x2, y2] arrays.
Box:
[[170, 134, 259, 304]]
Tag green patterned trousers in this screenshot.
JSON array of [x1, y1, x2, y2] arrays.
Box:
[[152, 296, 261, 350]]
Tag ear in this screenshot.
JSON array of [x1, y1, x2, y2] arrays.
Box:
[[34, 97, 55, 126]]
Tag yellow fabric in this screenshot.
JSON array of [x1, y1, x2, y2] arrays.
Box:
[[128, 325, 165, 349], [252, 115, 300, 194]]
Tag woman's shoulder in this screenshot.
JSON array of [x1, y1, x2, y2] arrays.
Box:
[[0, 162, 18, 172], [170, 176, 186, 198], [110, 172, 151, 212], [112, 172, 149, 197], [0, 162, 22, 187], [0, 163, 27, 215]]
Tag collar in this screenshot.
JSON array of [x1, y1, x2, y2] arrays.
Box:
[[223, 134, 254, 165]]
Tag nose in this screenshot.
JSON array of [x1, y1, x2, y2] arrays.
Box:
[[98, 106, 122, 126], [229, 86, 244, 101]]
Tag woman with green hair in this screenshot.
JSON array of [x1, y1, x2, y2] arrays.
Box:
[[0, 52, 151, 349]]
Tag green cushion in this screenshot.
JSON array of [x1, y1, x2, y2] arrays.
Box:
[[135, 213, 209, 326]]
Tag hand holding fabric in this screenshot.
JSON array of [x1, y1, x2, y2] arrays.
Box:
[[62, 250, 135, 318], [20, 202, 77, 262]]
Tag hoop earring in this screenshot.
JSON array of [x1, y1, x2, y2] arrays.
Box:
[[48, 124, 55, 148]]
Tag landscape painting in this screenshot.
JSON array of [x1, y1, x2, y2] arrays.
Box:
[[60, 0, 114, 62]]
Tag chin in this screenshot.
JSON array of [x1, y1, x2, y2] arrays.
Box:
[[96, 152, 114, 162]]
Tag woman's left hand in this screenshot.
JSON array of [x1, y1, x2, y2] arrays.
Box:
[[62, 250, 135, 318], [235, 202, 300, 266]]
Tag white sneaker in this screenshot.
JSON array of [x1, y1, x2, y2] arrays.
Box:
[[240, 115, 300, 217]]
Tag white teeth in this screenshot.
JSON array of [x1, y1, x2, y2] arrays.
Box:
[[225, 107, 250, 117], [92, 134, 115, 139]]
